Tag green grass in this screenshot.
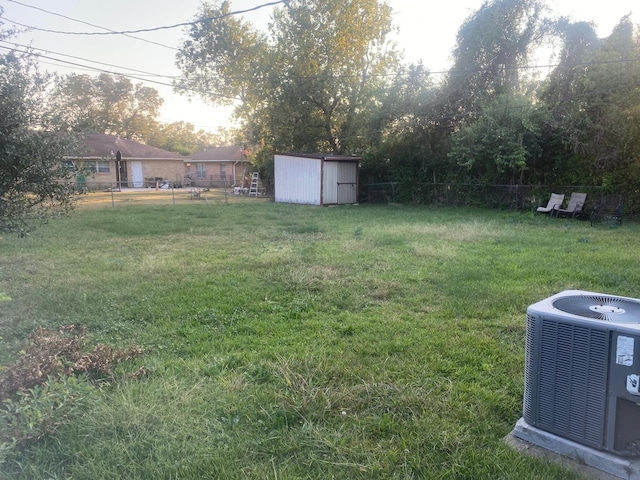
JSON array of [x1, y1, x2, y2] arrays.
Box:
[[1, 201, 638, 479]]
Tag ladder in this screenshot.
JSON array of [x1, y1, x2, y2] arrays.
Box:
[[249, 172, 259, 197]]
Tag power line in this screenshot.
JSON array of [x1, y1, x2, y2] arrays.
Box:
[[0, 44, 176, 88], [4, 1, 638, 82], [3, 39, 638, 90], [3, 0, 287, 36], [0, 44, 245, 102], [0, 40, 178, 79], [4, 0, 178, 50]]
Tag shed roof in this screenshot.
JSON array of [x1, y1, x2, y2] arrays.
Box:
[[80, 134, 185, 160], [188, 145, 250, 162], [278, 153, 361, 162]]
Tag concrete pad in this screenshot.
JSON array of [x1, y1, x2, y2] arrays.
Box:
[[506, 418, 640, 480]]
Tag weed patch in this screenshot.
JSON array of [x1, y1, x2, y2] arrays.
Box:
[[0, 325, 145, 464], [0, 325, 144, 399]]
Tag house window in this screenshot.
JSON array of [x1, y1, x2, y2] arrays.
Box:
[[86, 160, 110, 173], [196, 163, 206, 178], [62, 160, 76, 172], [220, 163, 226, 180], [97, 160, 110, 173]]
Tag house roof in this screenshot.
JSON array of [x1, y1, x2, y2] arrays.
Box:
[[188, 145, 250, 162], [79, 134, 185, 160]]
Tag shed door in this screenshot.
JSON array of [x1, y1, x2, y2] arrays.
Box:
[[336, 162, 357, 204], [323, 161, 357, 204], [322, 162, 339, 204], [131, 161, 144, 188]]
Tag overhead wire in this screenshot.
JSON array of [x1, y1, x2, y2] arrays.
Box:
[[2, 39, 638, 114], [1, 21, 638, 83], [0, 40, 178, 79], [0, 44, 174, 87], [0, 43, 244, 102], [2, 0, 639, 82], [0, 0, 281, 101], [4, 0, 178, 50], [3, 0, 288, 36]]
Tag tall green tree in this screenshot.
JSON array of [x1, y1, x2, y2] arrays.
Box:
[[439, 0, 556, 186], [446, 0, 552, 118], [540, 16, 640, 188], [51, 73, 162, 142], [568, 18, 640, 188], [265, 0, 398, 154], [175, 0, 269, 109], [362, 63, 449, 189], [541, 19, 601, 121], [0, 26, 81, 235], [175, 0, 400, 156], [448, 94, 549, 184], [147, 121, 230, 155], [51, 73, 230, 156]]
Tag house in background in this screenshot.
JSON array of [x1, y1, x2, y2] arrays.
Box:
[[274, 153, 359, 205], [69, 134, 186, 189], [186, 146, 252, 188]]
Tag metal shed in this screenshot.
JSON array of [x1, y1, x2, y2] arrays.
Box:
[[274, 153, 360, 205]]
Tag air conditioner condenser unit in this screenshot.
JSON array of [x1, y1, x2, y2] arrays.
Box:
[[522, 290, 640, 457]]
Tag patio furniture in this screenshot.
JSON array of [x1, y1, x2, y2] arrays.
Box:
[[590, 194, 623, 226], [553, 192, 587, 218], [536, 193, 565, 216]]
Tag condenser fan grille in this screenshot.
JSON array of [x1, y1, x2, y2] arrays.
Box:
[[552, 295, 640, 323]]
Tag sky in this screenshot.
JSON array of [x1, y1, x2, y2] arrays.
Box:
[[0, 0, 637, 133]]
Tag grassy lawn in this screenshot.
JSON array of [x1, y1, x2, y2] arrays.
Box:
[[1, 200, 638, 479]]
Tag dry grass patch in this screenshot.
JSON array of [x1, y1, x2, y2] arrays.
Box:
[[0, 325, 145, 453], [0, 325, 145, 400]]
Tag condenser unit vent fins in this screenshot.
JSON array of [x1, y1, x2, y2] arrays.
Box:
[[523, 314, 537, 422], [536, 318, 608, 448], [552, 295, 640, 323]]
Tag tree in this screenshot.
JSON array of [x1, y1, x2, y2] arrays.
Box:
[[446, 0, 552, 118], [51, 73, 162, 142], [362, 63, 450, 188], [175, 0, 400, 157], [540, 16, 640, 188], [429, 0, 558, 186], [448, 94, 549, 184], [0, 38, 81, 235], [265, 0, 398, 154], [175, 1, 269, 109], [540, 19, 601, 121], [51, 72, 234, 155], [147, 121, 230, 155]]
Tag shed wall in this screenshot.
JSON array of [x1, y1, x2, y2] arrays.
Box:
[[274, 155, 321, 205]]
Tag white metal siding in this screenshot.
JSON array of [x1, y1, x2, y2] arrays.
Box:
[[323, 162, 338, 204], [274, 155, 321, 205], [336, 162, 357, 204]]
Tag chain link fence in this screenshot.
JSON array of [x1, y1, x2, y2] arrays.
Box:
[[74, 180, 638, 219], [361, 182, 639, 217], [74, 183, 271, 208]]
